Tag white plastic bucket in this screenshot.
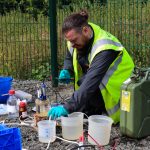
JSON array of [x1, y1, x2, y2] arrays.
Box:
[[37, 120, 56, 143], [61, 112, 83, 140], [88, 115, 113, 146]]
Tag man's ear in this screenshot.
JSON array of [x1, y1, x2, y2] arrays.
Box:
[[82, 26, 88, 34]]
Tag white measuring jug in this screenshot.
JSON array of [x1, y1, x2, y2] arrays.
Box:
[[61, 112, 84, 140], [37, 120, 56, 143], [88, 115, 113, 145]]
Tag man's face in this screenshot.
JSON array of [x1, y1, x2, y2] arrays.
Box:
[[64, 28, 89, 50]]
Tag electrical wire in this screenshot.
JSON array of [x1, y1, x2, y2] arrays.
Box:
[[111, 137, 120, 150], [83, 129, 104, 150], [45, 136, 79, 150], [88, 133, 104, 150], [71, 144, 96, 150], [56, 136, 79, 145], [19, 115, 34, 126], [46, 118, 79, 150], [45, 140, 51, 150]]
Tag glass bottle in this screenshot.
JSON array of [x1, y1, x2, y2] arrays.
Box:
[[19, 101, 27, 120], [35, 82, 50, 117]]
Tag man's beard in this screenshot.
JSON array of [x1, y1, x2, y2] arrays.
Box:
[[77, 48, 87, 55], [77, 40, 90, 56]]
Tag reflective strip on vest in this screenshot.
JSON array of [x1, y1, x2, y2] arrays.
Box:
[[90, 39, 123, 59], [98, 54, 123, 116], [107, 101, 120, 116], [99, 54, 123, 90]]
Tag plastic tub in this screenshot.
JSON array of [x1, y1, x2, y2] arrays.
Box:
[[88, 115, 113, 146], [0, 76, 13, 104], [61, 112, 83, 140], [37, 120, 56, 143], [0, 125, 22, 150]]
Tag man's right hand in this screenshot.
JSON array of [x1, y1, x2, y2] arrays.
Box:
[[58, 69, 71, 84]]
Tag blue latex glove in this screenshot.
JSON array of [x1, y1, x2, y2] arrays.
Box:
[[59, 69, 71, 84], [48, 105, 68, 120]]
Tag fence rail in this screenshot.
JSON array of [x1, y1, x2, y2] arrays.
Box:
[[0, 0, 150, 80]]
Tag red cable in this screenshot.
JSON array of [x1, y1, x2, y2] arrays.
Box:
[[88, 133, 104, 150], [112, 138, 119, 150]]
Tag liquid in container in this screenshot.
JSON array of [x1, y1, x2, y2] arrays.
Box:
[[37, 120, 56, 143], [35, 99, 50, 117], [88, 115, 113, 146], [61, 112, 83, 140], [7, 90, 19, 119]]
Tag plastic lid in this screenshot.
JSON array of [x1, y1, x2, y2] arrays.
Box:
[[9, 90, 15, 95], [19, 101, 26, 107]]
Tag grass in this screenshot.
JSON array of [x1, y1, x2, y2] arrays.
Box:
[[0, 0, 150, 79]]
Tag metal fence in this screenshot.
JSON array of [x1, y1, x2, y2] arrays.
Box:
[[0, 0, 51, 80], [57, 0, 150, 67], [0, 0, 150, 80]]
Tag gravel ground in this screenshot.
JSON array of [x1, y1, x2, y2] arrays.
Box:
[[0, 80, 150, 150]]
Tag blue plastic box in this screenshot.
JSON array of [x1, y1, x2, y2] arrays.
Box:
[[0, 125, 22, 150], [0, 76, 13, 104]]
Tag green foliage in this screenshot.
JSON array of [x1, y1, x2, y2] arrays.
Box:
[[0, 0, 17, 15], [19, 0, 30, 13], [31, 62, 50, 81], [0, 0, 49, 20]]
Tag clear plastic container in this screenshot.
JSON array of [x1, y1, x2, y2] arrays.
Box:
[[15, 90, 32, 102], [37, 120, 56, 143], [61, 112, 83, 140], [7, 90, 19, 119], [88, 115, 113, 146], [35, 99, 50, 117]]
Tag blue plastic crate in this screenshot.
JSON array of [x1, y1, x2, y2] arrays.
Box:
[[0, 76, 13, 104], [0, 125, 22, 150], [0, 124, 8, 130]]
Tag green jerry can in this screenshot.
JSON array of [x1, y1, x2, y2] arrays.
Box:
[[120, 68, 150, 138]]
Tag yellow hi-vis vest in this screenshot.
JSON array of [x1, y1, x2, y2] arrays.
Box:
[[67, 22, 134, 123]]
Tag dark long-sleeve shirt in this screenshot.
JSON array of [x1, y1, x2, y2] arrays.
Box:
[[63, 49, 119, 115]]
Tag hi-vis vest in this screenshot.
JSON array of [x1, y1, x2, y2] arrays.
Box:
[[67, 22, 134, 123]]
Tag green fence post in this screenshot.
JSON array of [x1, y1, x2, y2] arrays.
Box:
[[49, 0, 58, 87]]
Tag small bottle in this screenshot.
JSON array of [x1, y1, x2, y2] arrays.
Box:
[[7, 90, 19, 119], [19, 101, 27, 120]]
